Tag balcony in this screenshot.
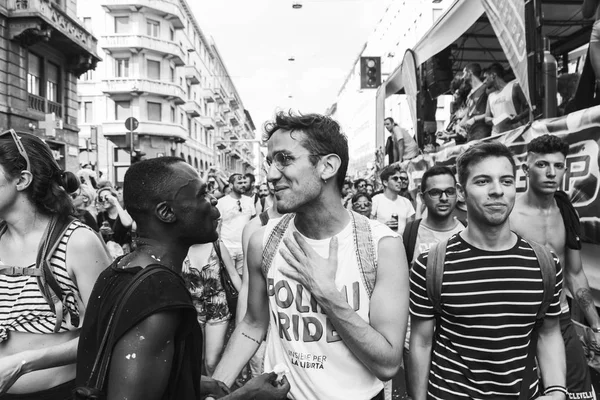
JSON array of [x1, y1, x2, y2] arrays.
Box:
[[215, 112, 226, 127], [229, 96, 239, 109], [7, 0, 100, 77], [229, 112, 239, 126], [212, 86, 227, 104], [102, 34, 185, 65], [185, 65, 201, 85], [100, 0, 185, 29], [101, 121, 188, 142], [215, 139, 227, 150], [103, 78, 185, 104], [28, 94, 63, 117], [200, 88, 215, 103], [199, 115, 215, 130], [231, 148, 242, 159], [182, 100, 201, 118]]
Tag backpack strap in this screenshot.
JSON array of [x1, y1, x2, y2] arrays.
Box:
[[402, 219, 422, 264], [262, 213, 295, 278], [350, 211, 377, 299], [527, 240, 557, 320], [426, 239, 449, 315]]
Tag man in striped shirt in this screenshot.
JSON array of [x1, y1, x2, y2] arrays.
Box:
[[409, 142, 566, 400]]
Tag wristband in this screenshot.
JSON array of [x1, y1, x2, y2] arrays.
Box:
[[543, 385, 568, 396]]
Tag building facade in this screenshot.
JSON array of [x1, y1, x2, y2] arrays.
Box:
[[0, 0, 100, 172], [77, 0, 255, 184], [332, 0, 453, 176]]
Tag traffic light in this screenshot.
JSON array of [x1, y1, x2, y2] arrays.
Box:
[[360, 57, 381, 89], [131, 150, 146, 164]]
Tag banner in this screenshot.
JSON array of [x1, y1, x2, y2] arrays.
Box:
[[480, 0, 531, 107], [400, 105, 600, 244]]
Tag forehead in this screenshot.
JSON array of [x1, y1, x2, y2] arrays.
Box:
[[527, 151, 566, 163], [399, 171, 408, 177], [467, 156, 514, 179], [424, 174, 455, 190], [267, 129, 307, 156], [388, 172, 401, 179]]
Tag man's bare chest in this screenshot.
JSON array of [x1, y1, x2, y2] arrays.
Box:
[[512, 209, 566, 255]]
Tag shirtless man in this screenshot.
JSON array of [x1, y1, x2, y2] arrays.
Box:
[[583, 0, 600, 83], [511, 134, 596, 400]]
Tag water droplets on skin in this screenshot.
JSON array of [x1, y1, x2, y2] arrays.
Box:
[[139, 335, 145, 340], [125, 353, 137, 360]]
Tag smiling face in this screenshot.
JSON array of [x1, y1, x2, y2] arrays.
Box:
[[384, 172, 402, 194], [460, 156, 516, 227], [169, 163, 220, 245], [384, 119, 393, 132], [399, 171, 409, 190], [266, 129, 323, 213], [525, 152, 566, 195]]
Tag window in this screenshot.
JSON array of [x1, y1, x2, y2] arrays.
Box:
[[46, 62, 59, 102], [115, 58, 129, 77], [83, 17, 92, 30], [115, 100, 130, 120], [170, 28, 175, 41], [148, 102, 161, 121], [187, 84, 191, 100], [83, 101, 93, 123], [147, 19, 160, 38], [170, 66, 175, 82], [147, 60, 160, 80], [82, 69, 94, 81], [180, 112, 184, 125], [170, 106, 175, 123], [187, 116, 192, 132], [27, 53, 41, 95], [114, 16, 129, 33]]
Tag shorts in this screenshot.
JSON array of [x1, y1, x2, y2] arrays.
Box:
[[591, 20, 600, 43], [560, 311, 594, 399], [2, 379, 75, 400]]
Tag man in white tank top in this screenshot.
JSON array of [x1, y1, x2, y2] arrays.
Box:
[[214, 112, 410, 400]]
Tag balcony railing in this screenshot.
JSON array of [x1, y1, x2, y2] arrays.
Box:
[[102, 120, 188, 142], [199, 115, 215, 130], [183, 100, 201, 118], [102, 35, 185, 65], [28, 94, 63, 116], [200, 88, 215, 103], [100, 0, 185, 29], [103, 78, 185, 104]]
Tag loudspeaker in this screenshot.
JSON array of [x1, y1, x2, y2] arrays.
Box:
[[424, 48, 453, 98]]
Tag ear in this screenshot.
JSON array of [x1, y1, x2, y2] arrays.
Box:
[[155, 201, 176, 224], [320, 154, 341, 182], [15, 171, 33, 192], [521, 163, 529, 175]]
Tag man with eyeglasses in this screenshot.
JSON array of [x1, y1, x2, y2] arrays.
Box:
[[399, 165, 465, 397], [216, 173, 256, 276], [371, 166, 415, 233], [510, 134, 596, 400], [214, 111, 409, 400]]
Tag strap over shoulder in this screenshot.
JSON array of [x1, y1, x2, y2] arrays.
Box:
[[426, 238, 449, 315], [527, 240, 557, 320], [350, 211, 377, 298], [262, 213, 294, 278]]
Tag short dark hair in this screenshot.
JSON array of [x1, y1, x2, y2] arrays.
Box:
[[384, 117, 395, 124], [123, 157, 185, 219], [354, 178, 367, 189], [228, 173, 242, 185], [352, 192, 371, 204], [487, 63, 505, 79], [0, 132, 76, 217], [527, 134, 569, 158], [420, 165, 456, 192], [465, 63, 482, 79], [244, 173, 255, 184], [456, 141, 516, 187], [263, 111, 348, 193], [379, 165, 399, 185]]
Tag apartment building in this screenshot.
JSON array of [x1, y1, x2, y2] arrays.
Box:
[[77, 0, 255, 184], [332, 0, 453, 176], [0, 0, 100, 171]]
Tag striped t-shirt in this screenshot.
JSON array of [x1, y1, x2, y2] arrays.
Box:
[[409, 233, 562, 400]]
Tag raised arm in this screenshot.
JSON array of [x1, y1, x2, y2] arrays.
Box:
[[213, 228, 271, 387], [582, 0, 599, 19], [279, 233, 408, 380], [236, 218, 261, 324]]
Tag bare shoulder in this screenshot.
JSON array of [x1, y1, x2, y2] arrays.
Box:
[[243, 216, 262, 238], [66, 225, 110, 266], [248, 225, 267, 253]]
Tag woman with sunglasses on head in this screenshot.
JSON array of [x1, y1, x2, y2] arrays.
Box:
[[69, 182, 99, 232], [95, 186, 134, 252], [0, 131, 110, 399]]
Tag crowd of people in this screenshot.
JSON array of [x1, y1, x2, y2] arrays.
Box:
[[0, 109, 596, 400]]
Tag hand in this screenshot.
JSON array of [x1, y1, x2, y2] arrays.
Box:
[[0, 354, 25, 395], [463, 118, 475, 127], [584, 328, 600, 359], [279, 232, 338, 299], [104, 194, 118, 206], [242, 372, 290, 400], [200, 375, 230, 398], [385, 219, 398, 230]]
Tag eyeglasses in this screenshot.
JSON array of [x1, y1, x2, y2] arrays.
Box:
[[264, 152, 323, 172], [353, 201, 371, 208], [399, 177, 409, 181], [0, 129, 31, 173], [237, 199, 242, 212], [424, 187, 457, 199]]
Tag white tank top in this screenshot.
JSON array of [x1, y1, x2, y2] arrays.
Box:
[[488, 80, 518, 121], [263, 217, 393, 400]]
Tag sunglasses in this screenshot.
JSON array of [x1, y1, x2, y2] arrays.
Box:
[[237, 199, 242, 212], [0, 129, 31, 172]]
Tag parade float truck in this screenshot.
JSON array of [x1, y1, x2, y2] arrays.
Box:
[[375, 0, 600, 361]]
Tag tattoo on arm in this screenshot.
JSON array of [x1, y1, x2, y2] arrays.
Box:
[[241, 332, 261, 345], [576, 288, 595, 310]]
